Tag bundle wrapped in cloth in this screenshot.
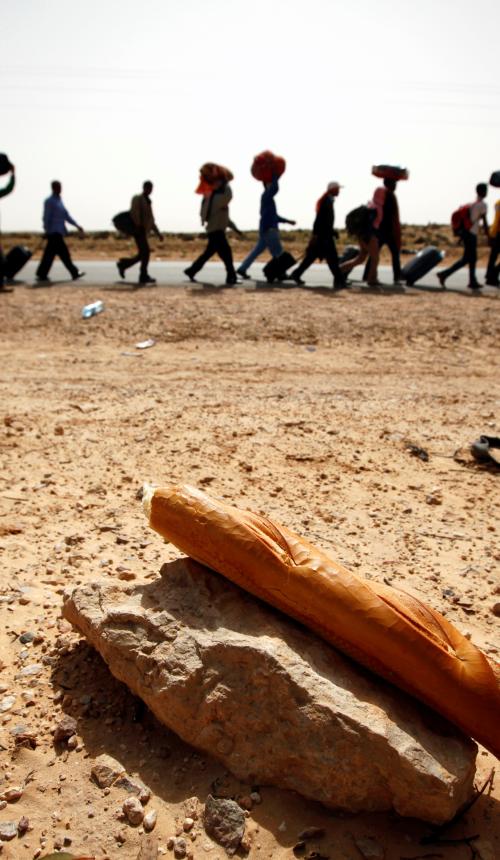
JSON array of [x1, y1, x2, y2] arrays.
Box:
[[490, 170, 500, 188], [144, 483, 500, 758], [251, 150, 286, 183], [372, 164, 409, 181], [196, 162, 233, 195]]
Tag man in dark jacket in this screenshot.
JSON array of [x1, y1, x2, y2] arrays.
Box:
[[290, 182, 346, 288]]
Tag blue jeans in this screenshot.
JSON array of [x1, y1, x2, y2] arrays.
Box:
[[238, 228, 283, 273]]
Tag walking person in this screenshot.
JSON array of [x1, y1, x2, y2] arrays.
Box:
[[438, 184, 489, 291], [485, 194, 500, 287], [0, 158, 15, 293], [290, 181, 346, 289], [35, 181, 85, 283], [117, 181, 162, 285], [184, 176, 242, 284], [364, 178, 402, 284], [236, 173, 295, 279]]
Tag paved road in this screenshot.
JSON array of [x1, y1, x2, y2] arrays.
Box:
[[11, 260, 499, 296]]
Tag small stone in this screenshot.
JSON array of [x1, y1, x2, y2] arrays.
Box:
[[143, 809, 157, 832], [354, 836, 385, 859], [237, 795, 253, 811], [54, 425, 64, 435], [115, 774, 151, 804], [173, 837, 187, 858], [18, 664, 43, 677], [183, 818, 194, 832], [0, 822, 17, 841], [19, 632, 35, 644], [426, 488, 442, 506], [203, 795, 245, 856], [167, 836, 175, 849], [492, 603, 500, 617], [0, 802, 6, 811], [53, 715, 78, 744], [298, 827, 325, 841], [2, 787, 23, 803], [123, 796, 144, 826], [91, 753, 125, 787], [53, 833, 65, 849], [249, 791, 261, 804], [67, 734, 78, 750], [17, 816, 29, 836], [0, 697, 15, 714]]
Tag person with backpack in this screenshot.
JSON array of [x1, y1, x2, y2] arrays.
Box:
[[236, 174, 295, 280], [437, 184, 489, 290], [289, 181, 346, 289], [117, 181, 163, 285], [35, 180, 85, 284], [485, 195, 500, 287], [184, 177, 242, 284], [0, 158, 15, 293], [339, 204, 380, 286]]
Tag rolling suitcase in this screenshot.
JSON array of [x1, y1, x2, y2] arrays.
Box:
[[4, 245, 32, 279], [338, 244, 359, 265], [401, 246, 444, 286], [263, 251, 296, 283]]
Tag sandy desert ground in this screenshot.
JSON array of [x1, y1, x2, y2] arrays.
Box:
[[0, 279, 499, 860]]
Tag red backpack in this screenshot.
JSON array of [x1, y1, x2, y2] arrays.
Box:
[[451, 204, 472, 236]]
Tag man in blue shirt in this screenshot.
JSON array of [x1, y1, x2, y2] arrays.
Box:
[[36, 181, 85, 283], [236, 175, 295, 279]]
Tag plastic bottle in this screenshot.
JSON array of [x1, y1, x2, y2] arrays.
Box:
[[81, 300, 104, 319]]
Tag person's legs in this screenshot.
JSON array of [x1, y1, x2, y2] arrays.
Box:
[[485, 236, 500, 285], [323, 239, 344, 284], [36, 234, 58, 278], [237, 235, 267, 275], [465, 233, 478, 286], [54, 234, 79, 278], [365, 235, 380, 285], [387, 237, 401, 282], [264, 228, 283, 259], [439, 233, 469, 283], [292, 238, 318, 279], [135, 230, 151, 281], [214, 232, 237, 281], [340, 240, 368, 276], [187, 233, 218, 276]]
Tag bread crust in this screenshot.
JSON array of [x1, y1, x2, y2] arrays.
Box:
[[147, 484, 500, 758]]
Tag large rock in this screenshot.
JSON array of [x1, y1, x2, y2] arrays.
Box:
[[63, 559, 477, 823]]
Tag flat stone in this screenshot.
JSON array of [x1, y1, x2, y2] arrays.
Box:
[[63, 558, 477, 823], [203, 795, 245, 856], [0, 821, 17, 841], [91, 753, 125, 788]]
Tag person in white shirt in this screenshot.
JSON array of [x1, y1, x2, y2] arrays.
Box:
[[438, 184, 488, 291]]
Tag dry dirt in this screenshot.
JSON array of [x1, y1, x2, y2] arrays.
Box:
[[0, 281, 499, 860]]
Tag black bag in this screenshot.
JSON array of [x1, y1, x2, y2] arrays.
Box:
[[338, 244, 359, 265], [490, 171, 500, 188], [263, 251, 296, 283], [401, 246, 444, 286], [345, 205, 373, 238], [4, 246, 32, 279], [112, 210, 135, 235], [0, 153, 12, 176]]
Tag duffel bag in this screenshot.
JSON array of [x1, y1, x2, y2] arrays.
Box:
[[112, 210, 135, 235]]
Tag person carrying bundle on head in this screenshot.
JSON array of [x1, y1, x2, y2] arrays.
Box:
[[185, 165, 242, 285], [364, 178, 402, 284], [290, 182, 347, 289]]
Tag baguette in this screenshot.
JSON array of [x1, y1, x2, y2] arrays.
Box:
[[144, 483, 500, 757]]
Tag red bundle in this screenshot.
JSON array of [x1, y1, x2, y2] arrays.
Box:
[[196, 163, 234, 194], [372, 164, 409, 181], [251, 151, 286, 183]]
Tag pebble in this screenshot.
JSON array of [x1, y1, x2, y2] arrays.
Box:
[[17, 816, 29, 836], [173, 837, 187, 858], [0, 697, 15, 713], [143, 809, 158, 832], [492, 603, 500, 617], [18, 664, 43, 677], [91, 753, 125, 788], [53, 715, 78, 744], [355, 836, 385, 859], [2, 787, 23, 803], [19, 632, 35, 644], [122, 796, 144, 826], [0, 822, 17, 841], [183, 817, 194, 832]]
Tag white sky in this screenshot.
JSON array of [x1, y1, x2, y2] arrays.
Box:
[[2, 0, 499, 232]]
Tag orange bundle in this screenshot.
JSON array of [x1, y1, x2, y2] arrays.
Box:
[[196, 162, 234, 194], [251, 150, 286, 183]]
